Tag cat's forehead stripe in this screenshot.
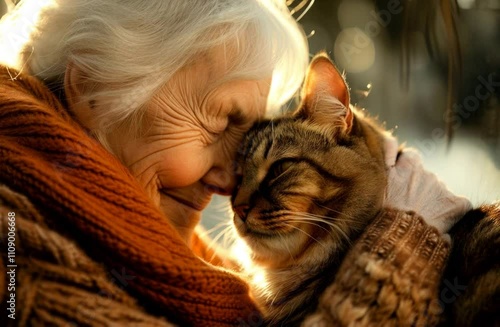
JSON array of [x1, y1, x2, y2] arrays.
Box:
[[263, 138, 273, 160], [271, 122, 333, 155], [245, 125, 270, 159], [244, 118, 338, 165], [246, 121, 279, 159]]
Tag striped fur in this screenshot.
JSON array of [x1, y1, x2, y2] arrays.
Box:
[[231, 54, 388, 325]]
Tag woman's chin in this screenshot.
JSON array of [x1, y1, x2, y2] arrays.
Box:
[[158, 192, 209, 241]]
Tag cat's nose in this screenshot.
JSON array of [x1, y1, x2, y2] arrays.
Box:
[[233, 204, 250, 221]]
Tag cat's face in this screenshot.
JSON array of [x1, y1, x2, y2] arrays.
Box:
[[231, 54, 387, 267]]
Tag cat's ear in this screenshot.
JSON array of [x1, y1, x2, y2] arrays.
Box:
[[296, 53, 353, 133]]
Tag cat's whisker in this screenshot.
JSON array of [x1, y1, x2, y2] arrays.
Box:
[[211, 198, 233, 212], [204, 226, 228, 252], [221, 226, 238, 251], [268, 207, 358, 224], [205, 224, 234, 261], [298, 211, 359, 224], [285, 218, 338, 241], [209, 226, 238, 263], [195, 220, 231, 254], [278, 229, 297, 263], [281, 209, 359, 225], [284, 214, 353, 246], [284, 216, 332, 235], [282, 222, 328, 251], [202, 220, 231, 236], [253, 209, 355, 245], [312, 202, 359, 221]]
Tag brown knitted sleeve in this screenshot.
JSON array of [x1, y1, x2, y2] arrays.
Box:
[[302, 209, 450, 327], [0, 185, 175, 327]]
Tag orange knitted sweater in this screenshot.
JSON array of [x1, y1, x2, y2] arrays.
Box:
[[0, 66, 260, 326]]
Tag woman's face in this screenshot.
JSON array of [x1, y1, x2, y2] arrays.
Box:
[[108, 52, 270, 242]]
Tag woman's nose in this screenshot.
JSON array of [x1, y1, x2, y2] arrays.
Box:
[[202, 165, 237, 195]]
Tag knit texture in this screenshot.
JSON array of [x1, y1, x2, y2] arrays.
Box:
[[302, 209, 450, 327], [0, 66, 260, 326], [0, 185, 175, 327]]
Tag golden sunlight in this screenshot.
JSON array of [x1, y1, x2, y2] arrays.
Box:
[[230, 239, 273, 298], [0, 0, 55, 68], [230, 238, 255, 271]]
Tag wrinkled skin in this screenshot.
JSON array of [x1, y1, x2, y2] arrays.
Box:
[[67, 49, 270, 242]]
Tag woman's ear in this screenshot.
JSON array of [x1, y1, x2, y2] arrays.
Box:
[[295, 53, 353, 134], [64, 62, 97, 130]]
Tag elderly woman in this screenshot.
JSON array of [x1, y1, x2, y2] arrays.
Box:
[[0, 0, 498, 326]]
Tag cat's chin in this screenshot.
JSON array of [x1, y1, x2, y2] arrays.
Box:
[[234, 224, 302, 266], [234, 214, 285, 242], [235, 226, 281, 259]]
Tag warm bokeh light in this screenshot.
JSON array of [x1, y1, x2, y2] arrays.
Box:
[[334, 27, 375, 73], [337, 0, 375, 29], [457, 0, 476, 9]]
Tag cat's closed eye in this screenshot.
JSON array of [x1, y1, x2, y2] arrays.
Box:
[[269, 159, 294, 180]]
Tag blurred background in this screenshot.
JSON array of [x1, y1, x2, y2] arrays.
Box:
[[293, 0, 500, 204], [1, 0, 498, 236], [201, 0, 500, 235], [300, 0, 500, 201]]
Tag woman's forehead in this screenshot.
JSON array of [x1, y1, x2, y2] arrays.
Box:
[[204, 45, 243, 80]]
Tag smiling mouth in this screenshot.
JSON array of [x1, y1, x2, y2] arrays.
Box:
[[160, 190, 206, 211]]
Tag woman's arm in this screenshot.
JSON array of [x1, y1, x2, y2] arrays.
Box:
[[303, 144, 473, 326], [303, 208, 450, 326]]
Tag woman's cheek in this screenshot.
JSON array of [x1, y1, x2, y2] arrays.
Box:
[[158, 149, 210, 188]]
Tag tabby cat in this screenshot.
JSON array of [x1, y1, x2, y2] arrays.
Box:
[[231, 53, 390, 326]]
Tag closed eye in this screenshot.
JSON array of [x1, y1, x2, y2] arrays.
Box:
[[269, 159, 294, 180], [229, 108, 246, 126]]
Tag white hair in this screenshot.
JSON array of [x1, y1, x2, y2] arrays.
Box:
[[0, 0, 308, 146]]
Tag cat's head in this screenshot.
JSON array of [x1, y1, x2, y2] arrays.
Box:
[[231, 53, 387, 267]]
